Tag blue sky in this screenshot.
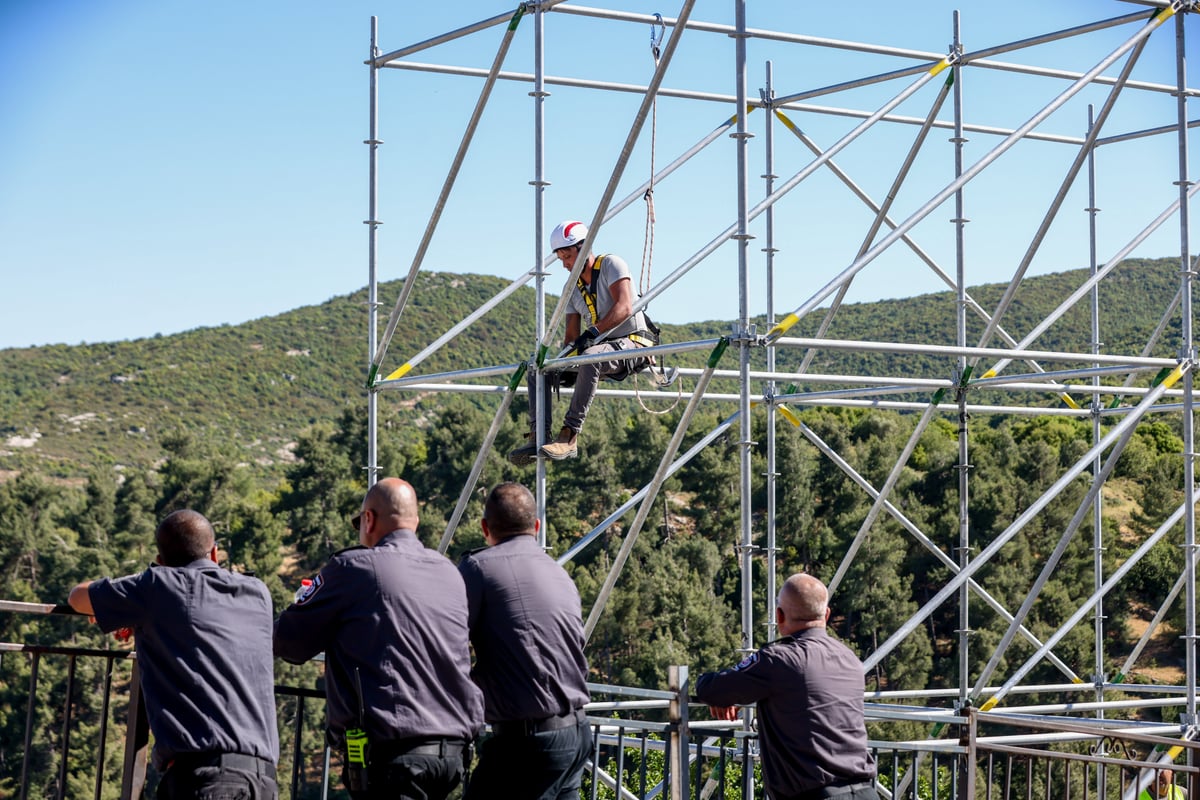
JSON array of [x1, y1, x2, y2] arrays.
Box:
[[1, 1, 1195, 353]]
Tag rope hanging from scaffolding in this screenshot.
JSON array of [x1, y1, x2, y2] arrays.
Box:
[[640, 13, 665, 298], [634, 12, 679, 411]]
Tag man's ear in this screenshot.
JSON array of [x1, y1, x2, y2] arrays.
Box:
[[155, 554, 164, 566], [208, 545, 219, 564], [534, 518, 541, 534]]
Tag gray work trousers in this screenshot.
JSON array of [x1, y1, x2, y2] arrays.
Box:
[[526, 338, 645, 434]]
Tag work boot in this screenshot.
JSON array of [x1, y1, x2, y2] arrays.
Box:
[[508, 426, 554, 466], [507, 432, 540, 466], [540, 427, 579, 461]]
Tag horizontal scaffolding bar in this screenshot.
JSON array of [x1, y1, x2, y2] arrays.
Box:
[[555, 5, 1191, 98], [774, 336, 1177, 368], [382, 61, 1088, 145]]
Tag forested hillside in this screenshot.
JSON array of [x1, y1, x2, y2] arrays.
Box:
[[0, 257, 1194, 797], [0, 257, 1184, 476]]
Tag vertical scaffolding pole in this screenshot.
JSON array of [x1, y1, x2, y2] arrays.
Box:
[[732, 5, 755, 798], [533, 1, 549, 542], [733, 0, 754, 654], [950, 11, 971, 707], [1173, 8, 1197, 740], [1086, 102, 1106, 710], [1086, 102, 1109, 800], [763, 61, 779, 645], [367, 18, 381, 488]]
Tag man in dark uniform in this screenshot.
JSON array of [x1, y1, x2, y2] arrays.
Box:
[[274, 477, 483, 800], [694, 573, 878, 800], [458, 482, 591, 800], [68, 509, 279, 800]]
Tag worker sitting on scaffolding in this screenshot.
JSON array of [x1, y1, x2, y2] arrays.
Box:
[[509, 219, 659, 465]]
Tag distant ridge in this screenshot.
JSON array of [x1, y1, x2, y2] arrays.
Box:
[[0, 258, 1184, 475]]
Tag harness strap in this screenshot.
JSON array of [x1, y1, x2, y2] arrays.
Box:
[[574, 254, 605, 326], [627, 332, 656, 348]]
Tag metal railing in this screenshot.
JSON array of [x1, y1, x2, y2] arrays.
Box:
[[1, 643, 695, 800], [5, 639, 1200, 800]]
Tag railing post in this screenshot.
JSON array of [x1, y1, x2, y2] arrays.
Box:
[[669, 665, 690, 800], [19, 651, 40, 800], [962, 706, 977, 800], [119, 659, 149, 800]]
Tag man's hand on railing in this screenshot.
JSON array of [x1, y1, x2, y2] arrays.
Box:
[[707, 704, 740, 722]]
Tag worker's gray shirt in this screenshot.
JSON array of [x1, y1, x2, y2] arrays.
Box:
[[694, 628, 875, 798], [88, 561, 279, 770], [567, 253, 649, 339], [458, 535, 590, 722], [274, 529, 484, 746]]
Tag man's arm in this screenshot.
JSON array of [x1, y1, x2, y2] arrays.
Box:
[[274, 566, 343, 664], [68, 581, 95, 616], [595, 277, 634, 334], [694, 651, 772, 708], [565, 313, 582, 347]]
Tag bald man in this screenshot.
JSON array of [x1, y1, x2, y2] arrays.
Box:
[[275, 478, 484, 800], [694, 573, 877, 800], [69, 510, 279, 800]]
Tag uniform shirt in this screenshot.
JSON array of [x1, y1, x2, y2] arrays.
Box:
[[458, 534, 590, 722], [274, 529, 483, 746], [694, 628, 875, 799], [88, 561, 279, 770], [568, 253, 649, 339]]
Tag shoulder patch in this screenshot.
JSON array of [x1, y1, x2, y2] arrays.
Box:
[[294, 573, 324, 605], [734, 651, 760, 672]]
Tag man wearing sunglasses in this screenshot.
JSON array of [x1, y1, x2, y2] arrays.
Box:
[[275, 478, 483, 800]]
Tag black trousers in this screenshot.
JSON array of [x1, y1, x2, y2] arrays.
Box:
[[346, 747, 467, 800], [465, 716, 591, 800], [157, 755, 278, 800]]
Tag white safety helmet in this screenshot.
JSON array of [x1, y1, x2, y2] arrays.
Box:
[[550, 220, 588, 251]]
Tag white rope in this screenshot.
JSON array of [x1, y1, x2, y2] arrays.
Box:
[[639, 13, 665, 296], [633, 366, 682, 415], [634, 13, 678, 406]]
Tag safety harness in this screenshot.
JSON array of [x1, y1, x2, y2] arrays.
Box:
[[575, 254, 660, 349]]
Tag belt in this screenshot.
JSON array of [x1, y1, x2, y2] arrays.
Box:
[[491, 708, 587, 737], [794, 780, 876, 800], [372, 738, 468, 760], [169, 752, 277, 780]]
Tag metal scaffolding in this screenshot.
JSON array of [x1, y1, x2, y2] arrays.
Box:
[[362, 0, 1199, 767]]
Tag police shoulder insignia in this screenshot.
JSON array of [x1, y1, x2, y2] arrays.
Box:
[[295, 574, 324, 605], [734, 652, 759, 671]]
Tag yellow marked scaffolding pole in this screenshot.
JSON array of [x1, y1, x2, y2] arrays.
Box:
[[437, 363, 526, 554], [370, 5, 526, 379], [582, 338, 728, 642], [541, 0, 700, 350], [769, 6, 1177, 345]]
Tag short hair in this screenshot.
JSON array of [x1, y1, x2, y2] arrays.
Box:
[[483, 482, 537, 540], [156, 510, 216, 566]]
